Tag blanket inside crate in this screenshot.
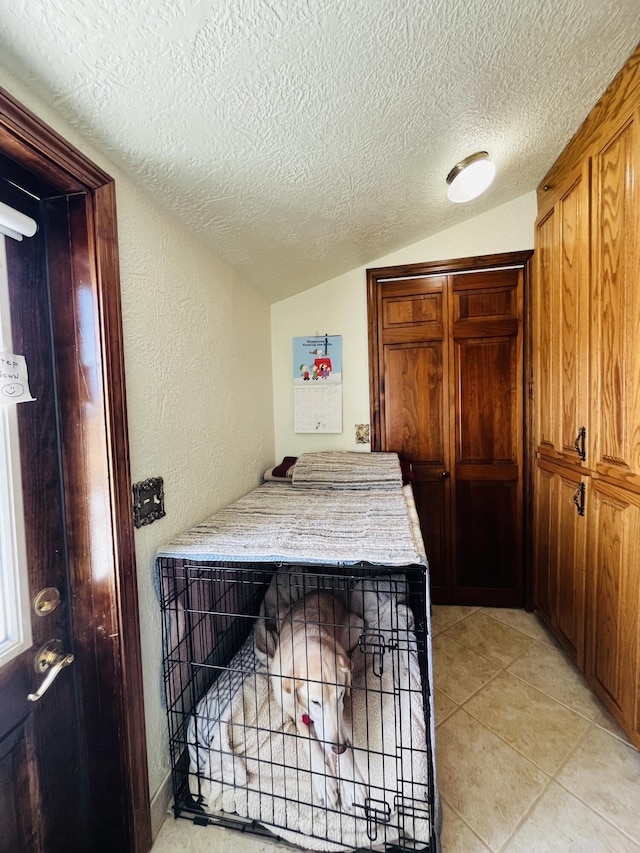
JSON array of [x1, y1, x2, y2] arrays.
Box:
[[188, 567, 432, 851]]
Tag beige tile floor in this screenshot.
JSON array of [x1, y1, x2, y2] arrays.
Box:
[[151, 606, 640, 852]]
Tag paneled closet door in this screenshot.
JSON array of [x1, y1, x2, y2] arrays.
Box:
[[450, 268, 523, 606], [377, 275, 451, 600], [591, 107, 640, 491], [533, 160, 590, 466], [369, 253, 529, 606]]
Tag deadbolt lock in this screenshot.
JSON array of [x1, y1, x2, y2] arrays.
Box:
[[33, 587, 61, 616]]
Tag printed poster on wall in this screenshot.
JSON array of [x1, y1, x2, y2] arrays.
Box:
[[293, 335, 342, 433]]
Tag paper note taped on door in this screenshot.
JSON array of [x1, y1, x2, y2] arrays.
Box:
[[0, 352, 36, 405]]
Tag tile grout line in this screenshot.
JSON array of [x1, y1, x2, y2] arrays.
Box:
[[438, 795, 494, 852], [550, 718, 640, 849], [494, 772, 556, 853]]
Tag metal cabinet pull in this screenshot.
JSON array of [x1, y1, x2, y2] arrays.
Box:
[[441, 470, 450, 479], [574, 426, 586, 462], [27, 640, 75, 702], [573, 482, 586, 517]]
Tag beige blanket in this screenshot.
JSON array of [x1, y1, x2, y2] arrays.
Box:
[[188, 568, 433, 851]]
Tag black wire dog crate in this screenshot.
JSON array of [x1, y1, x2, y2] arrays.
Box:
[[159, 558, 439, 852]]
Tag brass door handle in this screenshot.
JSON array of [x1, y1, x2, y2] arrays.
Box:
[[27, 640, 75, 702]]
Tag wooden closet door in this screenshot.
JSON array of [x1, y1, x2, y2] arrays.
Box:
[[369, 253, 528, 606], [451, 268, 523, 605], [376, 275, 451, 600]]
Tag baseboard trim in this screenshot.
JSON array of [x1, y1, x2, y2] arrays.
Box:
[[150, 772, 173, 842]]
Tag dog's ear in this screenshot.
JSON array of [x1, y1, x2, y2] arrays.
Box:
[[282, 677, 303, 696]]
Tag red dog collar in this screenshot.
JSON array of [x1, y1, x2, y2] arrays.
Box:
[[301, 714, 312, 727]]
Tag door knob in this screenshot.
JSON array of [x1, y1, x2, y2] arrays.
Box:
[[27, 640, 75, 702], [441, 470, 450, 478]]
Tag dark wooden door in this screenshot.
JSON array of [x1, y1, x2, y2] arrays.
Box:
[[373, 274, 451, 599], [368, 252, 530, 606], [0, 187, 86, 852], [0, 88, 151, 852]]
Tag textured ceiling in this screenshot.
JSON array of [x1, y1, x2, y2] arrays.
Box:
[[0, 1, 639, 303]]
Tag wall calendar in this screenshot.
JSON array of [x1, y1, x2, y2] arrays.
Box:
[[293, 335, 342, 433]]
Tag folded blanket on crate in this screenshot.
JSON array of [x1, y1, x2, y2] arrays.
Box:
[[188, 567, 432, 852], [290, 450, 403, 490]]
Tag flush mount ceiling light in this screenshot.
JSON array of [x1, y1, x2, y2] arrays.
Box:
[[446, 151, 496, 203]]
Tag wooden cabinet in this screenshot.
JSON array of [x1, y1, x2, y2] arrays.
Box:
[[586, 480, 640, 742], [368, 253, 529, 607], [532, 459, 587, 667], [590, 106, 640, 491], [534, 161, 590, 466], [532, 44, 640, 748]]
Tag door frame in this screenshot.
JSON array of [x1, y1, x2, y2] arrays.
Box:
[[0, 87, 151, 850], [366, 250, 534, 607]]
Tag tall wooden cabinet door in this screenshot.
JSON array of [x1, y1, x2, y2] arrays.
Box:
[[586, 480, 640, 748], [533, 161, 590, 465], [377, 276, 451, 600], [451, 268, 523, 606], [591, 108, 640, 490], [533, 459, 587, 666]]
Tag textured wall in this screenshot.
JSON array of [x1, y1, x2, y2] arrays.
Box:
[[271, 192, 536, 460], [119, 190, 275, 800], [0, 66, 275, 800]]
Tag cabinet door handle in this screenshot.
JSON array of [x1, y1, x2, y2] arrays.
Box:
[[573, 482, 585, 517], [574, 426, 586, 462]]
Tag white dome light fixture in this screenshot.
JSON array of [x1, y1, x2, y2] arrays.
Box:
[[446, 151, 496, 203]]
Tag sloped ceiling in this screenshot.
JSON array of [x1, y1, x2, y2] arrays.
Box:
[[0, 1, 639, 303]]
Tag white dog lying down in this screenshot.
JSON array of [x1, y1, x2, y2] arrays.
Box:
[[269, 589, 368, 809]]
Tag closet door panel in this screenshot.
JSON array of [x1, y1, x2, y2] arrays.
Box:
[[411, 474, 448, 595], [381, 340, 450, 601], [383, 342, 445, 462], [592, 111, 640, 489], [456, 338, 518, 463], [533, 206, 559, 454], [451, 268, 523, 605], [555, 468, 587, 665], [558, 167, 590, 463], [455, 479, 519, 602], [532, 462, 555, 621], [379, 277, 446, 344]]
